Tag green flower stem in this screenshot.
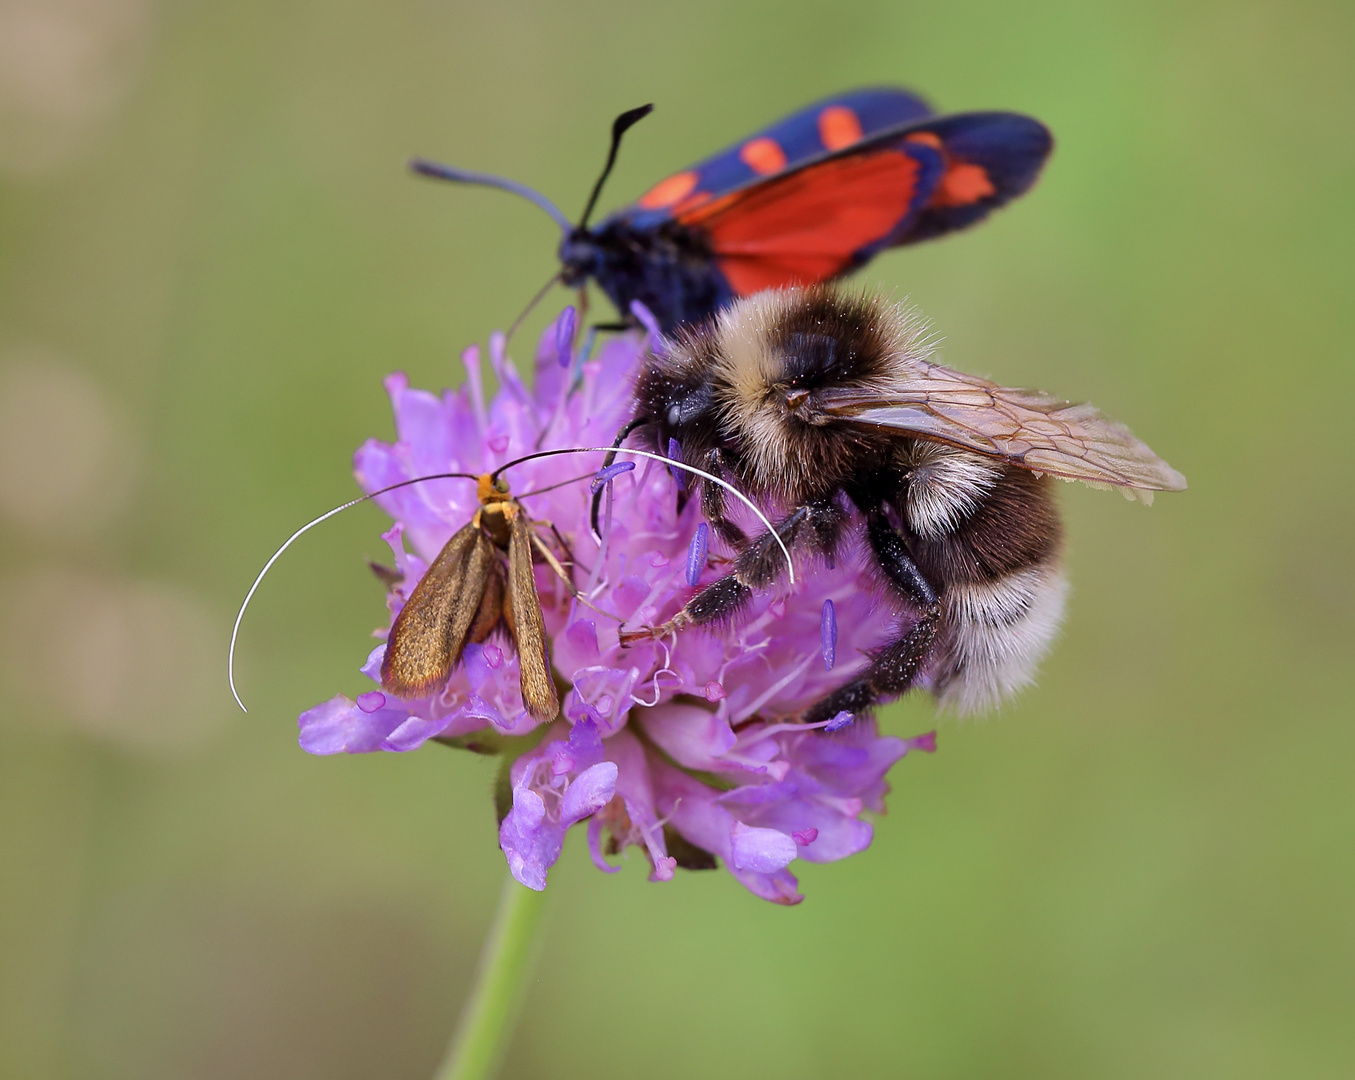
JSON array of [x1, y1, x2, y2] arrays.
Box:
[[434, 875, 548, 1080]]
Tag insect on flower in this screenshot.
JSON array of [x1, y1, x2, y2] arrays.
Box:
[[610, 284, 1188, 720], [410, 87, 1052, 333], [363, 452, 787, 721], [379, 470, 570, 721], [228, 398, 792, 724]]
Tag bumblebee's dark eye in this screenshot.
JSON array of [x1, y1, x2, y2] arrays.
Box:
[[664, 383, 713, 430]]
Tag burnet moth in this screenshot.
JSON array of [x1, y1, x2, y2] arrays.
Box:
[[411, 87, 1053, 333]]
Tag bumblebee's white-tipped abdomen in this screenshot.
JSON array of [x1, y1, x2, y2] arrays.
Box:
[[932, 563, 1069, 715]]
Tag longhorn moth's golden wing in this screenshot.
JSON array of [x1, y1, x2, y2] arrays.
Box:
[[381, 521, 498, 699], [507, 509, 560, 723]]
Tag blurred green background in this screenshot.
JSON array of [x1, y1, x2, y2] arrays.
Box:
[[2, 0, 1352, 1077]]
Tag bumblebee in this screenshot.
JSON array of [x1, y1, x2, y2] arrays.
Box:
[[619, 285, 1185, 719]]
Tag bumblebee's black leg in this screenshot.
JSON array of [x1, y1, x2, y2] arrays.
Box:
[[803, 511, 941, 724], [802, 612, 941, 723], [700, 447, 749, 549], [863, 511, 937, 609], [623, 497, 846, 642]]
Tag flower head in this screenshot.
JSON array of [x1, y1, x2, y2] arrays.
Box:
[[300, 308, 935, 901]]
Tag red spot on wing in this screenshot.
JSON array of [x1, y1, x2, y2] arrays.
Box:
[[903, 130, 997, 208], [637, 170, 699, 210], [679, 151, 923, 295], [739, 137, 788, 175], [933, 162, 996, 207], [817, 106, 864, 150], [672, 190, 715, 215]]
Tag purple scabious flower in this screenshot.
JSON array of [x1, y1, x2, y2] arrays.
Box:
[[299, 310, 936, 903]]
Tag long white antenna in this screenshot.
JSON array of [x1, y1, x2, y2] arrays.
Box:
[[229, 446, 794, 714], [228, 472, 478, 713]]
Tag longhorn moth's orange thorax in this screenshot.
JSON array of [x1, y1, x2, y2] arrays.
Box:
[[477, 472, 513, 504]]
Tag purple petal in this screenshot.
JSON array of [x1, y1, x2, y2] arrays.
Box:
[[461, 345, 486, 430], [568, 666, 640, 735], [587, 816, 621, 873], [719, 782, 874, 864], [488, 330, 530, 406], [381, 713, 455, 752], [640, 703, 736, 772], [566, 716, 606, 770], [905, 731, 938, 753], [825, 710, 854, 733], [500, 788, 558, 892], [651, 757, 803, 904], [606, 729, 673, 880], [821, 599, 837, 670], [299, 695, 408, 755], [560, 761, 619, 825], [729, 821, 798, 873], [359, 644, 386, 683], [563, 619, 600, 661], [686, 522, 709, 586], [789, 720, 911, 810]]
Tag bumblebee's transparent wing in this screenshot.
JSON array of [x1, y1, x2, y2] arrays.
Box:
[[817, 360, 1186, 498]]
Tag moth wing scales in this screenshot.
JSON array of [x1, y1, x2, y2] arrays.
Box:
[[381, 522, 496, 698], [508, 510, 560, 723]]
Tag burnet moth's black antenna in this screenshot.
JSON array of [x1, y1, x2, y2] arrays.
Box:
[[409, 105, 654, 342], [407, 103, 654, 236], [575, 104, 654, 231], [229, 438, 790, 713], [407, 159, 575, 231]]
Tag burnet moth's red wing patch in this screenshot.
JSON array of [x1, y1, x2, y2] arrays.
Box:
[[677, 149, 940, 294], [410, 88, 1052, 333]]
